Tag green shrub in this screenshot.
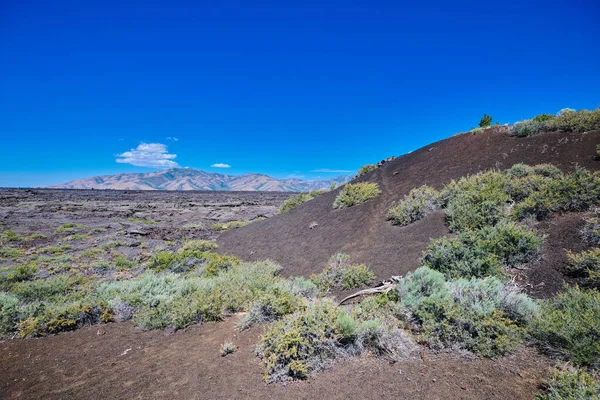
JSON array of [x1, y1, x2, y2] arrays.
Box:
[[356, 164, 377, 177], [441, 171, 510, 232], [581, 217, 600, 245], [333, 182, 381, 209], [0, 293, 20, 337], [506, 163, 535, 178], [310, 253, 375, 291], [537, 368, 600, 400], [0, 246, 23, 259], [203, 254, 240, 277], [510, 108, 600, 136], [113, 256, 137, 270], [421, 236, 503, 279], [396, 267, 537, 357], [532, 113, 556, 123], [279, 191, 324, 214], [239, 286, 302, 329], [512, 167, 600, 220], [3, 230, 24, 242], [11, 276, 74, 301], [531, 285, 600, 367], [178, 240, 218, 254], [479, 114, 493, 128], [2, 262, 38, 284], [387, 185, 440, 226], [566, 248, 600, 286], [257, 298, 414, 382], [532, 164, 563, 178], [422, 221, 543, 278]]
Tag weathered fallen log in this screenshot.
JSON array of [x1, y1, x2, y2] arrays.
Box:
[[338, 276, 402, 305]]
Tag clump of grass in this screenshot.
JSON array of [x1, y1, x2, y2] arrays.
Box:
[[396, 267, 538, 357], [3, 230, 25, 242], [387, 185, 440, 226], [102, 241, 125, 250], [536, 368, 600, 400], [310, 253, 375, 291], [210, 220, 250, 232], [89, 227, 107, 235], [113, 256, 138, 271], [55, 223, 86, 234], [37, 244, 73, 254], [356, 164, 377, 177], [530, 285, 600, 368], [0, 246, 24, 260], [279, 190, 326, 214], [179, 240, 218, 254], [220, 342, 235, 357], [333, 182, 381, 209], [581, 216, 600, 245], [65, 234, 90, 241]]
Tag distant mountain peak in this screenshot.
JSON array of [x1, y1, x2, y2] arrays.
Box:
[[47, 168, 352, 192]]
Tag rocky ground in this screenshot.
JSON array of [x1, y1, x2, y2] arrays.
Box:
[[0, 188, 292, 274]]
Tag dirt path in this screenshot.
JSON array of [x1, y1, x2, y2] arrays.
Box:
[[1, 316, 550, 399]]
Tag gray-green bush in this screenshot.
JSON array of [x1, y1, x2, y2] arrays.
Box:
[[387, 185, 440, 226], [396, 267, 538, 357], [333, 183, 381, 209]]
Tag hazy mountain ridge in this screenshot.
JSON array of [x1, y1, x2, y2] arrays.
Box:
[[47, 168, 352, 192]]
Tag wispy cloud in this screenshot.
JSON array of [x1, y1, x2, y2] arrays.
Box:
[[166, 137, 179, 141], [312, 168, 353, 173], [116, 143, 179, 168], [211, 163, 231, 168]]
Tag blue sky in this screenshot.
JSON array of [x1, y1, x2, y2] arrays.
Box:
[[1, 0, 599, 187]]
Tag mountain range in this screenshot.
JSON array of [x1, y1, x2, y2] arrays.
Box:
[[47, 168, 352, 192]]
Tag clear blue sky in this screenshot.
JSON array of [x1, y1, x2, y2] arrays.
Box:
[[1, 0, 599, 187]]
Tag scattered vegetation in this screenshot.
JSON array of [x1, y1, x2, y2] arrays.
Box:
[[333, 182, 381, 209], [387, 185, 440, 226], [279, 190, 326, 214], [210, 220, 250, 232], [310, 253, 375, 292], [55, 223, 87, 234], [510, 108, 600, 137], [531, 286, 600, 368]]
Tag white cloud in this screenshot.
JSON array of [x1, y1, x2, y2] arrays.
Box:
[[116, 143, 179, 168], [211, 163, 231, 168], [166, 137, 179, 141], [312, 168, 353, 173]]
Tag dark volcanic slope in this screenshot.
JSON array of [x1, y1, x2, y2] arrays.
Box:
[[218, 127, 600, 279]]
